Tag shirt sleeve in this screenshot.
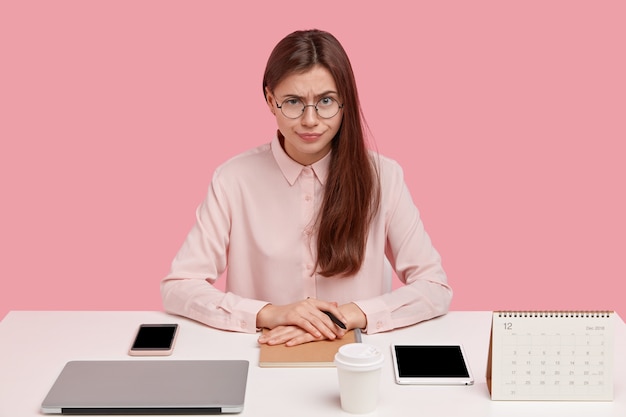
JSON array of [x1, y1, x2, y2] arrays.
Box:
[[160, 173, 268, 334], [353, 161, 453, 334]]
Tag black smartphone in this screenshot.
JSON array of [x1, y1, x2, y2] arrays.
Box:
[[128, 324, 178, 356]]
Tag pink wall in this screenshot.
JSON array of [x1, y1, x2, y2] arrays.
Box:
[[2, 1, 625, 321]]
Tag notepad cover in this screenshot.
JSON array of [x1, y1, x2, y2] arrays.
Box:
[[259, 329, 361, 367]]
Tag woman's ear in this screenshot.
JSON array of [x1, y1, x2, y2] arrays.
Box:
[[265, 87, 276, 115]]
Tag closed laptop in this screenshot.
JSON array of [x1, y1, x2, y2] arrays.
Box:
[[41, 360, 249, 414]]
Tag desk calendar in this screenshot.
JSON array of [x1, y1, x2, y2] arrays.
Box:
[[486, 311, 614, 401]]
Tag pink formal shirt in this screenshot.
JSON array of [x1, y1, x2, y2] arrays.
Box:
[[161, 135, 452, 334]]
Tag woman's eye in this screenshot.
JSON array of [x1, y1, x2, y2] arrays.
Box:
[[284, 98, 301, 106], [319, 97, 333, 106]]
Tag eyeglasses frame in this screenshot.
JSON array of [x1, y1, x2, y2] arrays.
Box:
[[275, 97, 344, 119]]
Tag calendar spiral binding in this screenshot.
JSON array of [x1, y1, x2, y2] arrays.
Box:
[[495, 310, 613, 318]]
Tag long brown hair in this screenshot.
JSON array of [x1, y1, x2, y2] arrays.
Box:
[[263, 29, 380, 277]]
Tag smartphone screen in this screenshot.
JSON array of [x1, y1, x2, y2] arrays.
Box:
[[129, 324, 178, 355]]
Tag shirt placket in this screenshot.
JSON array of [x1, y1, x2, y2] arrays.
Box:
[[300, 167, 317, 298]]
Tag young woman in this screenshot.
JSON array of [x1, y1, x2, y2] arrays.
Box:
[[161, 29, 452, 347]]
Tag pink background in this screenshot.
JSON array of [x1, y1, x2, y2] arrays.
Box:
[[1, 1, 625, 321]]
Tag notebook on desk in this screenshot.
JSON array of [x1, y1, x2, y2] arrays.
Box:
[[259, 328, 361, 367], [41, 360, 249, 415]]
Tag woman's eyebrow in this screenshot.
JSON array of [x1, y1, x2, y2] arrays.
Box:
[[279, 90, 339, 100]]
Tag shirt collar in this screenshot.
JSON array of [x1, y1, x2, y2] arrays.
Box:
[[271, 134, 330, 186]]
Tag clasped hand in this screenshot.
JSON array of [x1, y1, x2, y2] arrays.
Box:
[[256, 298, 348, 347]]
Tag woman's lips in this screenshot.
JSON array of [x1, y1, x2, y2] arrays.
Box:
[[297, 132, 321, 142]]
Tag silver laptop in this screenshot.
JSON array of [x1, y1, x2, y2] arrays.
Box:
[[41, 360, 249, 414]]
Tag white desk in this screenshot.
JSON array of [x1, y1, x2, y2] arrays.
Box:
[[1, 310, 624, 416]]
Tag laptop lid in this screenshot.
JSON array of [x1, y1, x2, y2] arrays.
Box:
[[41, 360, 249, 415]]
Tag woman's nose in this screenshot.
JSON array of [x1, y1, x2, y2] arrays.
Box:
[[300, 105, 319, 126]]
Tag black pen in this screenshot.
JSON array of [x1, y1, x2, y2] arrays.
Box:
[[323, 311, 347, 329]]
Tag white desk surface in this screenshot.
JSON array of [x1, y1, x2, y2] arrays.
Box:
[[1, 310, 624, 417]]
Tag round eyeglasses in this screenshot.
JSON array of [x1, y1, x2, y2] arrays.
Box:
[[276, 97, 343, 119]]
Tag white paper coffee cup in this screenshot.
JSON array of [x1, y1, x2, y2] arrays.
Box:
[[334, 343, 384, 414]]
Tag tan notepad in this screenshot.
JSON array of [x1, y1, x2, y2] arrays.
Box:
[[259, 329, 361, 367]]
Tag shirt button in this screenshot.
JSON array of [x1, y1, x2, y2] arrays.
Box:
[[376, 321, 383, 330], [239, 321, 247, 329], [304, 195, 312, 202]]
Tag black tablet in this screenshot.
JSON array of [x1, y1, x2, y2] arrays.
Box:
[[391, 344, 474, 385]]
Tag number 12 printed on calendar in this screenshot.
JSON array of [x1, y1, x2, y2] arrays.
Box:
[[486, 311, 614, 401]]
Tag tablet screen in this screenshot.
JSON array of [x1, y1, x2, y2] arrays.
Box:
[[391, 344, 474, 385]]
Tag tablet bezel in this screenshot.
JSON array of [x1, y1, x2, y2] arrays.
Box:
[[390, 343, 474, 385]]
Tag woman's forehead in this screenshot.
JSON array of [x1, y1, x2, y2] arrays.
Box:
[[274, 65, 338, 97]]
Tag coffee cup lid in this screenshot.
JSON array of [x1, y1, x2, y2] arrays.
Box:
[[334, 343, 384, 371]]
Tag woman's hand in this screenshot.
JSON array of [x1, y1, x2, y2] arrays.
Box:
[[258, 325, 322, 346], [256, 298, 347, 343], [257, 301, 367, 347]]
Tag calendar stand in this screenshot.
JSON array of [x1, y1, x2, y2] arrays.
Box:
[[487, 311, 614, 401]]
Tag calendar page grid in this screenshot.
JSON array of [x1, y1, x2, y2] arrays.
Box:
[[489, 312, 614, 401]]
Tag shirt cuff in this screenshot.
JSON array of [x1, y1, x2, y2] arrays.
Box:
[[233, 298, 270, 333], [353, 298, 393, 334]]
